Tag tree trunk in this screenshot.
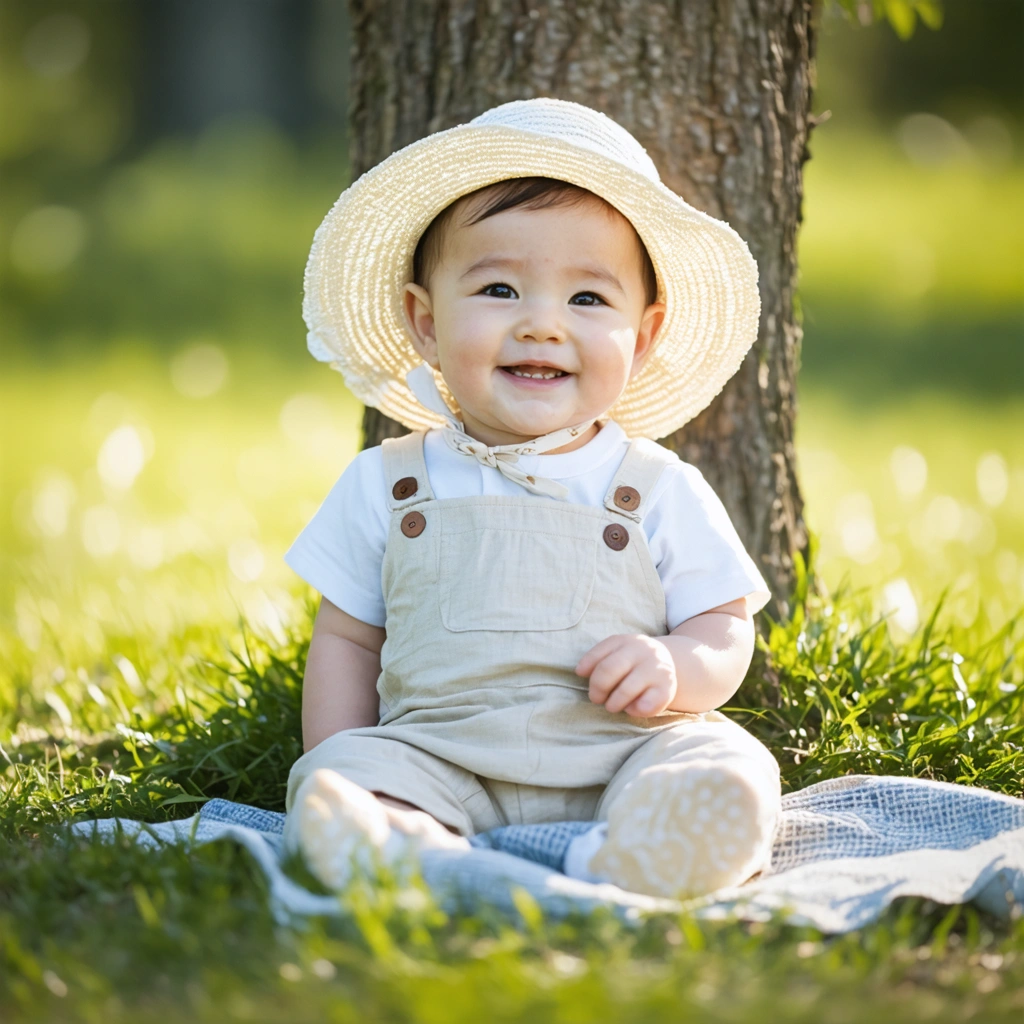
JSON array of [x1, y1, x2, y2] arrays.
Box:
[[349, 0, 814, 618]]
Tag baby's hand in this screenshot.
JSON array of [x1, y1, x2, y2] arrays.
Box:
[[575, 635, 677, 718]]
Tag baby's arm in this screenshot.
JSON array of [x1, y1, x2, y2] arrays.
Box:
[[575, 596, 755, 717], [301, 597, 386, 751]]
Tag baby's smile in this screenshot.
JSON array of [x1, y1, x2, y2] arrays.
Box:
[[499, 362, 571, 383]]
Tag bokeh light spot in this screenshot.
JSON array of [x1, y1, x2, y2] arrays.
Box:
[[897, 113, 972, 167], [965, 115, 1014, 168], [81, 505, 121, 558], [923, 495, 963, 544], [881, 578, 919, 635], [957, 506, 996, 555], [228, 539, 264, 582], [10, 206, 87, 275], [171, 343, 230, 399], [836, 492, 879, 562], [128, 526, 166, 571], [280, 392, 330, 442], [994, 549, 1018, 590], [976, 451, 1008, 507], [97, 425, 148, 491], [22, 14, 90, 78], [890, 446, 928, 499], [32, 471, 77, 537]]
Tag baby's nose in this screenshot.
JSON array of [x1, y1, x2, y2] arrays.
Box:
[[516, 327, 565, 344], [514, 305, 566, 344]]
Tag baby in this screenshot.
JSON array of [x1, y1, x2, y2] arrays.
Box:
[[282, 98, 781, 899]]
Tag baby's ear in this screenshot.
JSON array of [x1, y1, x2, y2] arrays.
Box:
[[402, 283, 440, 368], [630, 301, 666, 378]]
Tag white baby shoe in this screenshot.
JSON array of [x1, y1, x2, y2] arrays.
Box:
[[284, 769, 410, 890], [584, 762, 776, 899]]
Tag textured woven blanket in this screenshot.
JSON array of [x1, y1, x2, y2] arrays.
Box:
[[69, 775, 1024, 934]]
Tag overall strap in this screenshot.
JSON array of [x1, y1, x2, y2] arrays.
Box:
[[380, 430, 435, 511], [603, 438, 678, 523]]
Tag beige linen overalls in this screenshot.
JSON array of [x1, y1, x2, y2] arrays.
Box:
[[286, 429, 781, 846]]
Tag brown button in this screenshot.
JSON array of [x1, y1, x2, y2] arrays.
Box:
[[614, 485, 641, 511], [401, 511, 426, 538], [603, 523, 629, 551], [392, 476, 418, 500]]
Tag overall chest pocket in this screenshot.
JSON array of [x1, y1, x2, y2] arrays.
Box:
[[438, 502, 601, 633]]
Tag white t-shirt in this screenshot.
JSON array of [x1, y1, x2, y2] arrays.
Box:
[[285, 420, 771, 632]]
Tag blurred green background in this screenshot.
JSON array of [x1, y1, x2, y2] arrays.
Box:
[[1, 0, 1022, 682]]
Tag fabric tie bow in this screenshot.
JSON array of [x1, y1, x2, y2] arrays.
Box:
[[404, 363, 596, 501]]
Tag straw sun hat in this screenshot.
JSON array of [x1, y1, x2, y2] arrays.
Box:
[[303, 98, 761, 440]]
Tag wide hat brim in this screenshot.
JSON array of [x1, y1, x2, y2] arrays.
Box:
[[303, 123, 761, 440]]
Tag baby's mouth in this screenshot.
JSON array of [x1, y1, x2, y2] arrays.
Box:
[[500, 365, 569, 381]]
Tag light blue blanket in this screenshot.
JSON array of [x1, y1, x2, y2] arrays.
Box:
[[71, 775, 1024, 934]]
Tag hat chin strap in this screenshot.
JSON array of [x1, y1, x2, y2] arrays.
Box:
[[404, 363, 596, 500]]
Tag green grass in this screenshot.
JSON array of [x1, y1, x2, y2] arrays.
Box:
[[2, 351, 1024, 1022], [796, 388, 1024, 630], [2, 584, 1023, 1023], [2, 113, 1023, 1024], [800, 132, 1024, 314]]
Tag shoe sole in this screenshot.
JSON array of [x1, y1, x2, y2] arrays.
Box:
[[285, 769, 395, 890], [588, 763, 769, 899]]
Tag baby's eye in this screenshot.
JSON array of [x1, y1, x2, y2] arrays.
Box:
[[480, 283, 518, 299], [570, 291, 606, 306]]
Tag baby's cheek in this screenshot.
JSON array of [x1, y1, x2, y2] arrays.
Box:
[[585, 343, 634, 399], [439, 331, 494, 402]]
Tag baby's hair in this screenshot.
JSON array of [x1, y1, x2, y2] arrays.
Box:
[[412, 176, 658, 306]]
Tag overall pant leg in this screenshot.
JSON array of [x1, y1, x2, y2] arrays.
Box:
[[286, 731, 506, 836]]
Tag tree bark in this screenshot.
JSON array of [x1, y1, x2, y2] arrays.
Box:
[[349, 0, 814, 618]]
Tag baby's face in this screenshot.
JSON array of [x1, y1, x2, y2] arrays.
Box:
[[403, 198, 664, 449]]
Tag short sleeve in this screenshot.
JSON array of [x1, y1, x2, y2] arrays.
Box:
[[644, 462, 772, 631], [283, 448, 389, 628]]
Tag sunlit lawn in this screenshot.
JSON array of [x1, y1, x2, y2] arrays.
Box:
[[2, 347, 1023, 1021], [2, 125, 1023, 1021], [4, 348, 1021, 686]]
